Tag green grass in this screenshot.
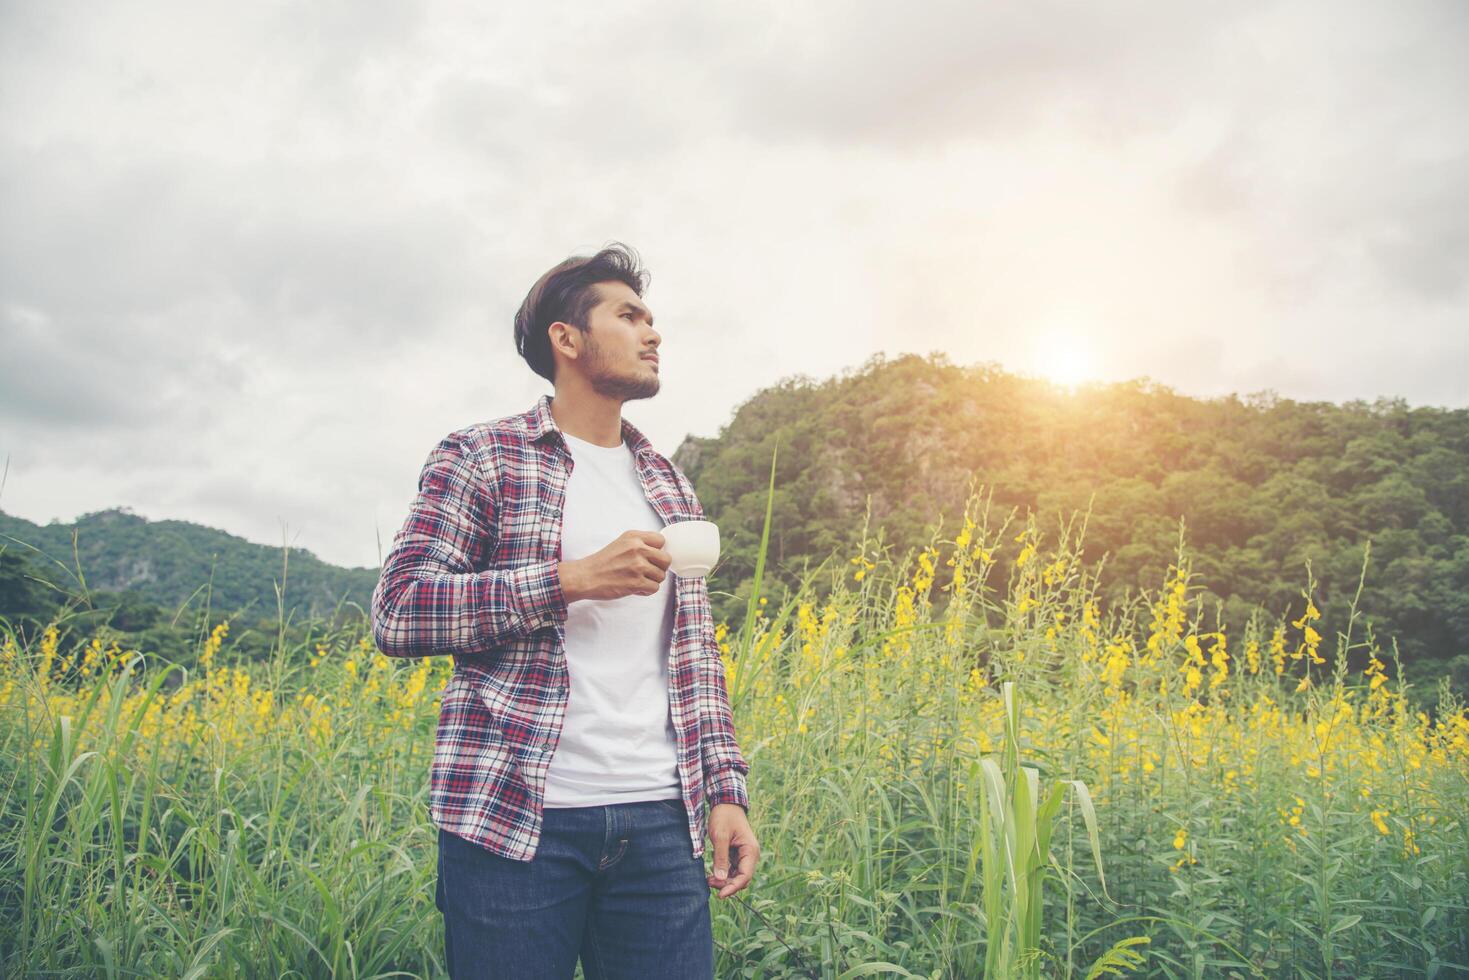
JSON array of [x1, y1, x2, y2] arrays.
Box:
[[3, 460, 1467, 977]]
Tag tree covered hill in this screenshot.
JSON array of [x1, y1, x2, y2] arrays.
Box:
[[0, 505, 378, 622], [672, 351, 1469, 691]]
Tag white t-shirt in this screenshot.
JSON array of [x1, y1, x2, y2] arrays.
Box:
[[542, 429, 682, 807]]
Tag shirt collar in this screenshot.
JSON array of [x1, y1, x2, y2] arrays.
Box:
[[525, 393, 657, 459]]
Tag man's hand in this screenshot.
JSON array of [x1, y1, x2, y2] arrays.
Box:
[[558, 530, 670, 602], [707, 803, 759, 899]]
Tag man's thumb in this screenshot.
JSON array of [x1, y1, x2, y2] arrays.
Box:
[[714, 833, 729, 879]]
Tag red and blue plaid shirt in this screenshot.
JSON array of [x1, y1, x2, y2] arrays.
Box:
[[371, 393, 750, 862]]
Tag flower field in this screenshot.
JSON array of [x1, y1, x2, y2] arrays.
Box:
[[3, 488, 1466, 977]]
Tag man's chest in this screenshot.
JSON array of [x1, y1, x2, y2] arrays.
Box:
[[488, 443, 699, 567]]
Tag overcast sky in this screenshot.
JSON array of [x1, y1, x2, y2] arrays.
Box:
[[2, 0, 1466, 570]]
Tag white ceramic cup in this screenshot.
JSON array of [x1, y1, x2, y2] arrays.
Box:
[[659, 519, 720, 577]]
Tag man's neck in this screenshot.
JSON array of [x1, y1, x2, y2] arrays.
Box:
[[548, 390, 623, 448]]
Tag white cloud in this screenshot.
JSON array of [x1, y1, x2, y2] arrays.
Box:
[[1, 0, 1465, 567]]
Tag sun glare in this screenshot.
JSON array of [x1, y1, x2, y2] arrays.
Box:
[[1030, 325, 1096, 390], [1047, 346, 1091, 388]]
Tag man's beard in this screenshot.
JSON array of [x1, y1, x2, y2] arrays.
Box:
[[583, 335, 659, 402]]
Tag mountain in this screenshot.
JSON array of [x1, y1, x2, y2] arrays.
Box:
[[672, 351, 1469, 688], [0, 506, 378, 621]]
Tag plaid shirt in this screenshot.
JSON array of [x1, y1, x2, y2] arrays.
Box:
[[371, 393, 749, 862]]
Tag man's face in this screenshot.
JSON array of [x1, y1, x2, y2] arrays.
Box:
[[570, 280, 661, 402]]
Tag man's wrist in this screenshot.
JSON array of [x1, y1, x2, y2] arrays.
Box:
[[557, 560, 584, 604]]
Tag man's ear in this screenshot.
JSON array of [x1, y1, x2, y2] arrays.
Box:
[[548, 321, 580, 362]]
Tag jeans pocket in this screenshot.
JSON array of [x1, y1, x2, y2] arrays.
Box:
[[657, 797, 685, 815]]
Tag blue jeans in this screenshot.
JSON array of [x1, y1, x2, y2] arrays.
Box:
[[435, 798, 714, 979]]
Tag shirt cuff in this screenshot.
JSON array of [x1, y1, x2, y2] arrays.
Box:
[[705, 765, 749, 812], [506, 559, 569, 634]]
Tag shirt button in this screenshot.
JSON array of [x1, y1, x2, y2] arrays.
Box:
[[540, 742, 553, 754]]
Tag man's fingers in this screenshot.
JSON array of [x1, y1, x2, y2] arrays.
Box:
[[711, 831, 731, 884], [737, 843, 759, 877], [710, 835, 760, 896], [717, 870, 751, 896], [715, 843, 757, 897]]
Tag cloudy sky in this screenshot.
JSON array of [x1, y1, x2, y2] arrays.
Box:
[[2, 0, 1466, 570]]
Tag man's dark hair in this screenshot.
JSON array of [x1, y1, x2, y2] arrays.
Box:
[[514, 242, 651, 383]]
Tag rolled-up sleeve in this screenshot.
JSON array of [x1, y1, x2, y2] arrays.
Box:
[[371, 433, 567, 659]]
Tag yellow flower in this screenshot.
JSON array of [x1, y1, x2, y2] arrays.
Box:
[[1291, 600, 1321, 629]]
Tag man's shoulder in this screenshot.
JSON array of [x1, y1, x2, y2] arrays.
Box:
[[451, 409, 536, 452], [431, 405, 541, 483]]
